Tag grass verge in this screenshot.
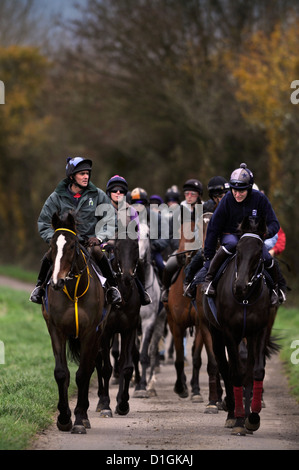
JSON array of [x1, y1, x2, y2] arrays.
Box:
[[0, 286, 77, 450], [273, 306, 299, 402]]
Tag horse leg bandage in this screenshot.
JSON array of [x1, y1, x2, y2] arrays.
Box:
[[233, 386, 245, 417], [251, 380, 263, 413]]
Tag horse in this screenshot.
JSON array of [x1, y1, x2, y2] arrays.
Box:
[[95, 231, 141, 417], [133, 222, 164, 398], [41, 212, 105, 434], [165, 214, 222, 411], [203, 216, 279, 435]]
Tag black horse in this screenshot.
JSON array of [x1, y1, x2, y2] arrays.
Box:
[[42, 212, 105, 434], [95, 232, 141, 417], [203, 216, 278, 436]]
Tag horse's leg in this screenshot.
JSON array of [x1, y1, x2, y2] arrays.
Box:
[[201, 323, 221, 413], [225, 332, 247, 436], [190, 329, 204, 403], [49, 327, 72, 432], [95, 330, 113, 417], [115, 330, 135, 415], [210, 326, 235, 428], [245, 328, 268, 433], [111, 334, 120, 383], [135, 328, 151, 396], [172, 324, 188, 398], [72, 335, 98, 434]]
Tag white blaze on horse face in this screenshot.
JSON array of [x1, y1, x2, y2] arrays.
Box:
[[52, 234, 66, 285]]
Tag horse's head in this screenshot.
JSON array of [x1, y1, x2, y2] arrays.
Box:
[[234, 216, 266, 299], [138, 222, 150, 261], [50, 212, 78, 290], [113, 233, 140, 301]]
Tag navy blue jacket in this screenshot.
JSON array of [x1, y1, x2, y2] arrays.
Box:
[[204, 189, 280, 259]]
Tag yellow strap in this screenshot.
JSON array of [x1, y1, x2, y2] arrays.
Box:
[[62, 251, 91, 338], [55, 228, 77, 236]]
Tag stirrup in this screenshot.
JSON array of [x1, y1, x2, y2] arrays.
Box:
[[141, 291, 152, 306], [183, 282, 195, 299], [279, 289, 286, 304], [106, 286, 122, 305], [29, 285, 44, 304], [202, 281, 216, 297]]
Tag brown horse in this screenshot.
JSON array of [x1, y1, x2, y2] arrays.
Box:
[[42, 212, 105, 434], [165, 214, 222, 411]]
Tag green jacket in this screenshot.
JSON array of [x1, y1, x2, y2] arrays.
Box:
[[37, 179, 116, 244]]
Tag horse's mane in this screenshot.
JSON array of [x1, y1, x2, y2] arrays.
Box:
[[237, 216, 267, 239]]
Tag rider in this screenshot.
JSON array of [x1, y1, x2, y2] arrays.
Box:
[[203, 176, 230, 213], [105, 175, 151, 305], [183, 175, 229, 298], [160, 178, 203, 302], [30, 157, 122, 305], [200, 163, 284, 304]]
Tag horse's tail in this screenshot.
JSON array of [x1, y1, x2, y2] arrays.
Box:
[[265, 334, 281, 359], [67, 336, 81, 365]]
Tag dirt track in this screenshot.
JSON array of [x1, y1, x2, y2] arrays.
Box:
[[31, 336, 299, 451], [1, 276, 298, 451]]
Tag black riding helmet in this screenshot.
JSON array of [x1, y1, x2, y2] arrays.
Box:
[[207, 176, 230, 199]]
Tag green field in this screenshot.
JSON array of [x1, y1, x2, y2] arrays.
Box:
[[0, 278, 298, 450]]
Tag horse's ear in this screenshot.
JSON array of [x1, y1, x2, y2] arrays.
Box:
[[239, 216, 251, 233], [257, 217, 267, 238], [66, 211, 76, 230], [52, 212, 61, 230]]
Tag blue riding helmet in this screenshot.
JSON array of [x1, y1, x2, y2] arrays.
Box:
[[106, 175, 128, 195], [66, 157, 92, 178], [229, 163, 254, 190]]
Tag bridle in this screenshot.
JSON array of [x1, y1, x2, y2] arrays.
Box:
[[234, 233, 264, 299], [53, 227, 91, 338]]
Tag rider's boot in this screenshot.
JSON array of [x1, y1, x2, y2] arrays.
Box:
[[201, 246, 231, 297], [265, 259, 286, 305], [92, 248, 122, 305], [29, 254, 52, 304], [136, 261, 152, 306]]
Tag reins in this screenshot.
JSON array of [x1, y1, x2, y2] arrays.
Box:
[[54, 227, 91, 338]]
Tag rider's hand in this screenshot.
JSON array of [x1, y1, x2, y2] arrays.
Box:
[[88, 237, 101, 247]]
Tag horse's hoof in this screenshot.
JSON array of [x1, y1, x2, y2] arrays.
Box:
[[224, 418, 236, 428], [147, 388, 157, 397], [115, 404, 130, 415], [231, 426, 246, 436], [204, 403, 218, 414], [174, 385, 188, 398], [217, 400, 224, 410], [82, 418, 91, 429], [133, 389, 150, 398], [245, 413, 260, 432], [71, 425, 87, 434], [57, 418, 72, 432], [191, 393, 204, 403], [99, 409, 113, 418]]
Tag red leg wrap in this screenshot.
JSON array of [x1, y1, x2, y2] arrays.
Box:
[[251, 380, 263, 413], [233, 386, 245, 417]]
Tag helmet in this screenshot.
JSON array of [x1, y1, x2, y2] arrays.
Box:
[[131, 187, 149, 204], [66, 157, 92, 178], [207, 176, 230, 198], [183, 179, 203, 195], [165, 185, 181, 203], [150, 194, 163, 205], [106, 175, 128, 195], [229, 163, 254, 190]]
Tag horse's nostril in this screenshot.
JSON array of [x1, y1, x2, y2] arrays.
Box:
[[51, 278, 65, 290]]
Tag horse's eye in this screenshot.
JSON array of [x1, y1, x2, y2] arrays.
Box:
[[70, 243, 75, 249]]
